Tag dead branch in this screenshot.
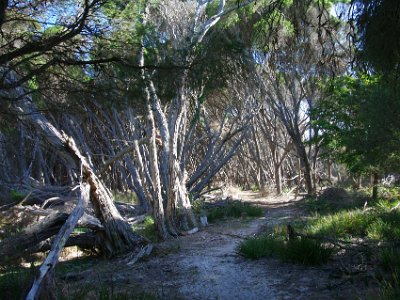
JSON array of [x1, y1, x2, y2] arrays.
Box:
[[26, 183, 90, 300]]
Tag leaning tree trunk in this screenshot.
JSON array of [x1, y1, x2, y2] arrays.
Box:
[[65, 136, 145, 255]]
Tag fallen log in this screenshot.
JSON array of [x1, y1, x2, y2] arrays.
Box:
[[29, 232, 97, 254], [0, 215, 103, 264], [0, 212, 70, 263]]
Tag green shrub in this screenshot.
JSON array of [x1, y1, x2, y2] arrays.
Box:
[[245, 205, 265, 217], [58, 284, 159, 300], [301, 189, 367, 215], [207, 208, 226, 223], [56, 256, 95, 277], [375, 198, 400, 210], [192, 199, 205, 215], [378, 186, 400, 201], [113, 191, 138, 204], [250, 185, 259, 192]]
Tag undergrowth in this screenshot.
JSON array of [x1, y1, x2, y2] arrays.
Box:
[[300, 192, 367, 215], [132, 216, 160, 242], [0, 258, 159, 300], [0, 264, 36, 300], [58, 284, 159, 300], [206, 201, 263, 223], [240, 192, 400, 296], [305, 205, 400, 242], [239, 230, 334, 265]]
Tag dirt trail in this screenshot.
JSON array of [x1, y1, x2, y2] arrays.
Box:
[[61, 190, 377, 299]]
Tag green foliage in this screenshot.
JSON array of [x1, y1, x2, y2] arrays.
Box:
[[56, 257, 95, 277], [9, 190, 26, 202], [352, 0, 400, 75], [239, 232, 334, 265], [42, 25, 64, 38], [281, 238, 334, 265], [58, 283, 159, 300], [133, 216, 160, 242], [379, 272, 400, 300], [300, 190, 367, 215], [380, 247, 400, 273], [239, 235, 283, 259], [304, 204, 400, 242], [250, 184, 259, 192], [367, 211, 400, 241], [306, 209, 373, 238], [207, 201, 263, 223], [379, 247, 400, 299], [378, 187, 400, 203], [191, 199, 206, 216], [313, 74, 400, 175]]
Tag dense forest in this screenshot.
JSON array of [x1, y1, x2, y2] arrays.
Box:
[[0, 0, 400, 299]]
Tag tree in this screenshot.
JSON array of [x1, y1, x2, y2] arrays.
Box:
[[314, 74, 400, 198], [350, 0, 400, 75], [134, 0, 259, 237], [0, 0, 146, 258], [251, 0, 347, 195], [0, 0, 114, 92]]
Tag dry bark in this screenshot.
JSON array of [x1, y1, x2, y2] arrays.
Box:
[[25, 183, 89, 300]]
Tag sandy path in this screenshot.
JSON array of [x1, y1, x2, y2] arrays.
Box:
[[60, 190, 377, 299]]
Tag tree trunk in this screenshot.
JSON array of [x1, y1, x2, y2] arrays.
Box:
[[327, 160, 332, 183], [298, 145, 314, 196], [372, 173, 379, 200], [63, 135, 145, 256], [145, 101, 170, 239], [275, 164, 282, 195]]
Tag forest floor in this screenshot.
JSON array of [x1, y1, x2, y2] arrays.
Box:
[[57, 189, 380, 299]]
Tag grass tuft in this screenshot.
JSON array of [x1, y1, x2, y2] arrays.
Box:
[[380, 272, 400, 300], [306, 209, 374, 238], [239, 231, 334, 266], [207, 201, 263, 223], [238, 235, 283, 259], [380, 247, 400, 273], [281, 238, 334, 265]]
